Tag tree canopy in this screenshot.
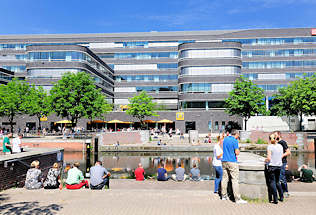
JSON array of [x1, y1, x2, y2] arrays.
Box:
[[50, 72, 111, 126], [126, 91, 158, 128], [26, 85, 51, 129], [224, 76, 266, 130], [271, 75, 316, 130], [0, 78, 30, 132]]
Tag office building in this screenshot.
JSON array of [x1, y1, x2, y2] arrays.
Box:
[[0, 28, 316, 132]]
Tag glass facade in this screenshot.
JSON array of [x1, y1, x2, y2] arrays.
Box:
[[136, 86, 178, 93], [257, 84, 287, 92], [224, 37, 316, 45], [180, 83, 233, 93], [242, 49, 316, 57], [243, 72, 316, 80], [181, 101, 225, 109], [1, 65, 26, 73], [180, 66, 241, 76], [243, 60, 316, 69], [114, 40, 194, 48], [0, 72, 12, 80], [180, 49, 240, 58], [98, 52, 178, 59], [115, 75, 177, 82], [28, 51, 113, 79]]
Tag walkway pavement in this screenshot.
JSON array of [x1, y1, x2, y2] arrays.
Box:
[[1, 180, 316, 215]]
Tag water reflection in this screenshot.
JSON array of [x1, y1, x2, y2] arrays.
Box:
[[63, 151, 315, 178]]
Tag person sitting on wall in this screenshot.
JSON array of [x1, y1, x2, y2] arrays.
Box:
[[297, 164, 315, 183], [190, 162, 201, 181], [2, 132, 13, 155], [157, 161, 170, 181], [90, 161, 111, 189], [65, 162, 89, 189], [25, 160, 43, 189], [44, 163, 61, 189], [135, 163, 145, 181], [172, 161, 188, 181]]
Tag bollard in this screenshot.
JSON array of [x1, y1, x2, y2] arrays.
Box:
[[85, 139, 91, 178], [94, 137, 99, 164]]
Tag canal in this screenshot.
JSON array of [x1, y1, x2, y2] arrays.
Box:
[[63, 151, 315, 179]]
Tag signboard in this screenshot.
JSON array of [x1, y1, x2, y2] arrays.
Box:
[[176, 112, 184, 120], [311, 28, 316, 36], [40, 116, 47, 121]]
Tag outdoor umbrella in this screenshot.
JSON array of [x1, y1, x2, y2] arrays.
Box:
[[107, 119, 124, 131], [157, 119, 173, 130]]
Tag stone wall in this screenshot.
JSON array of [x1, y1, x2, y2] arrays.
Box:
[[0, 149, 63, 190], [97, 131, 150, 146], [22, 140, 84, 152]]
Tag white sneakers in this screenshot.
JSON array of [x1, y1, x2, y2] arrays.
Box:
[[236, 199, 248, 204]]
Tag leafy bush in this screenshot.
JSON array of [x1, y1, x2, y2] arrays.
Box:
[[256, 138, 267, 144], [246, 139, 251, 143]]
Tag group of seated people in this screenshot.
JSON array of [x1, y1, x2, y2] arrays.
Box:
[[134, 161, 201, 182], [25, 160, 110, 190]]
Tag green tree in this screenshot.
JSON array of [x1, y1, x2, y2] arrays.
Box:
[[49, 72, 111, 126], [126, 91, 159, 128], [0, 78, 30, 132], [224, 76, 266, 130], [26, 85, 51, 130], [271, 75, 316, 130]]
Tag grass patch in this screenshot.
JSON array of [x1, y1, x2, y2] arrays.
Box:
[[241, 195, 269, 204]]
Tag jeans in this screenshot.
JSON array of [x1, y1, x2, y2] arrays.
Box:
[[280, 162, 288, 193], [214, 166, 223, 193], [221, 162, 241, 201], [90, 178, 110, 190], [268, 166, 283, 203], [264, 164, 273, 202]]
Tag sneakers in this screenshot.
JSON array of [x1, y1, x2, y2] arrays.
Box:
[[284, 192, 290, 198], [221, 196, 228, 201], [236, 199, 247, 204]]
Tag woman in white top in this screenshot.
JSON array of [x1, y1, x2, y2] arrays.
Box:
[[265, 133, 284, 204], [213, 135, 223, 194]]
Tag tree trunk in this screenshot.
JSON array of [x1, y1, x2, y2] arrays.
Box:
[[10, 114, 14, 133], [299, 112, 303, 131], [244, 118, 247, 131], [38, 115, 42, 130]]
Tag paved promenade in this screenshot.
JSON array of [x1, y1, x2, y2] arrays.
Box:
[[1, 180, 316, 215]]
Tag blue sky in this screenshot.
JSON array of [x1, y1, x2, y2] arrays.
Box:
[[1, 0, 316, 34]]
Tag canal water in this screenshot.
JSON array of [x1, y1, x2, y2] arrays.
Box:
[[64, 151, 315, 179]]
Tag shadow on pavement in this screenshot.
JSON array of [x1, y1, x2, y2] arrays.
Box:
[[0, 201, 62, 215], [0, 193, 9, 201]]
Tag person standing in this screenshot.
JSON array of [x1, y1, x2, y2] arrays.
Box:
[[221, 129, 247, 204], [265, 133, 284, 204], [213, 135, 223, 194], [90, 161, 111, 189], [12, 133, 23, 153], [2, 132, 13, 154], [274, 131, 291, 197], [135, 163, 145, 181]]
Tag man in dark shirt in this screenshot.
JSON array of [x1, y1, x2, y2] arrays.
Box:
[[285, 164, 294, 183], [274, 131, 291, 197], [157, 162, 169, 181]]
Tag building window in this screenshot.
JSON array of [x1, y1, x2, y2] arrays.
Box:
[[215, 121, 219, 130]]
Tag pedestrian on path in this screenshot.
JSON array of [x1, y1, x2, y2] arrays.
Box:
[[265, 133, 284, 204], [2, 132, 13, 154], [221, 128, 247, 204], [274, 131, 291, 197], [213, 135, 223, 195]]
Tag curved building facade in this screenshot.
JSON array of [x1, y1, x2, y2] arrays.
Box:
[[178, 42, 242, 110]]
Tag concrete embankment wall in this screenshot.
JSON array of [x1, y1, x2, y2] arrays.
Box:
[[0, 148, 64, 190], [22, 139, 85, 152]]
